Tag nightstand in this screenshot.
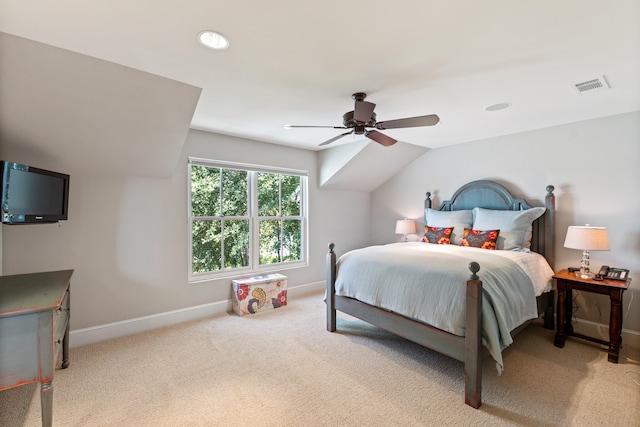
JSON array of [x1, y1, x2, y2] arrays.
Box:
[[553, 269, 631, 363]]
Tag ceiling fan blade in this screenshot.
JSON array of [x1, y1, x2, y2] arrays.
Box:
[[365, 130, 397, 147], [319, 131, 353, 146], [375, 114, 440, 130], [354, 101, 376, 123], [284, 125, 348, 129]]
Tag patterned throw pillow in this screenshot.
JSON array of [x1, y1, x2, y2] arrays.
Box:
[[460, 229, 500, 250], [421, 226, 453, 244]]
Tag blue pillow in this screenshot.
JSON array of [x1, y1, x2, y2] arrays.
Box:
[[424, 209, 473, 246], [472, 207, 545, 250]]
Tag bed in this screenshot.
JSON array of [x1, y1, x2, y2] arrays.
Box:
[[325, 180, 556, 408]]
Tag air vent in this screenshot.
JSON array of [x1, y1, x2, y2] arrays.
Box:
[[571, 76, 609, 95]]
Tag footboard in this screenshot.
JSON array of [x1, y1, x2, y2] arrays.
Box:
[[325, 243, 484, 408]]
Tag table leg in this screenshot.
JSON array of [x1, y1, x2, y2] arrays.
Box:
[[62, 287, 70, 369], [608, 290, 623, 363], [564, 288, 574, 334], [61, 319, 70, 369], [40, 381, 53, 427], [554, 283, 568, 347]]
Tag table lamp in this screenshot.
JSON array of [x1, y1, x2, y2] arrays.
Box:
[[395, 219, 416, 243], [563, 224, 610, 278]]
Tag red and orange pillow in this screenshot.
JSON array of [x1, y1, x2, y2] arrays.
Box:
[[422, 225, 500, 250], [460, 228, 500, 250], [421, 226, 454, 245]]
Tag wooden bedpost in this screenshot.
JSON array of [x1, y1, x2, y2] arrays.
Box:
[[425, 192, 432, 210], [326, 243, 337, 332], [465, 261, 482, 408], [543, 185, 556, 330], [544, 185, 556, 270]]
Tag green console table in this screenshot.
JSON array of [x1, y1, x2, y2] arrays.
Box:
[[0, 270, 73, 427]]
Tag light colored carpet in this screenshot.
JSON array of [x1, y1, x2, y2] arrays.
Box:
[[1, 292, 639, 427]]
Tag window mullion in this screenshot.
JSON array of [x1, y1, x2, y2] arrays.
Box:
[[278, 175, 283, 262], [250, 171, 259, 271], [219, 168, 225, 269]]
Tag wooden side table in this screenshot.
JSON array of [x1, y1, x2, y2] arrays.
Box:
[[553, 269, 631, 363]]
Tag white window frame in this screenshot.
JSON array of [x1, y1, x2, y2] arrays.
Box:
[[188, 157, 308, 283]]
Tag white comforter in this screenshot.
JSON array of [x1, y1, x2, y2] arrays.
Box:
[[334, 243, 554, 372]]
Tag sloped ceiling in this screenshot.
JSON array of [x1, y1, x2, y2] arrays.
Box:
[[319, 141, 428, 191], [0, 33, 201, 178]]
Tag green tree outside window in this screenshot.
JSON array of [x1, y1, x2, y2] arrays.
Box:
[[189, 163, 305, 279]]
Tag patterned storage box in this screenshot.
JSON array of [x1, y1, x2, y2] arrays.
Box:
[[232, 274, 287, 316]]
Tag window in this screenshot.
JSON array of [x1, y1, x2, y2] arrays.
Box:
[[188, 158, 307, 282]]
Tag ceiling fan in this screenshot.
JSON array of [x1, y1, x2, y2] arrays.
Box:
[[284, 93, 440, 147]]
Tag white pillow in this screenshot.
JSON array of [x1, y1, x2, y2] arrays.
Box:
[[425, 209, 473, 245], [472, 207, 546, 251]]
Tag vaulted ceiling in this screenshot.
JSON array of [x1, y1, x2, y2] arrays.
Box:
[[1, 1, 639, 179]]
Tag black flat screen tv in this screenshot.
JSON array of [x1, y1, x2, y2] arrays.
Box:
[[1, 161, 70, 224]]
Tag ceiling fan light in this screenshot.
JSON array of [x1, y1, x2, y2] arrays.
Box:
[[198, 31, 229, 50]]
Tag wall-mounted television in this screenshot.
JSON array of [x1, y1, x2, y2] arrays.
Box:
[[1, 160, 70, 224]]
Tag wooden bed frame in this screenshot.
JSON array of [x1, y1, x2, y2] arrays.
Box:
[[326, 180, 556, 408]]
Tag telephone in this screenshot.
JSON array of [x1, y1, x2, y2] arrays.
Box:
[[595, 265, 630, 281]]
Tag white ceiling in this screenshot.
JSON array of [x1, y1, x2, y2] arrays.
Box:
[[1, 0, 639, 155]]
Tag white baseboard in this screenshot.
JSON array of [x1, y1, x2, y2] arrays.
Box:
[[70, 281, 325, 348], [76, 282, 640, 352], [572, 318, 640, 350]]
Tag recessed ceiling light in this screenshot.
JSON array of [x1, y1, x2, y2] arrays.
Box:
[[484, 102, 512, 112], [198, 31, 229, 50]]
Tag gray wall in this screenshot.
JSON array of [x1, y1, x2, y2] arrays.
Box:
[[371, 111, 640, 335], [2, 112, 639, 338], [1, 129, 371, 329]]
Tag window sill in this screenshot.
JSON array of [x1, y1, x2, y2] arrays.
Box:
[[188, 261, 308, 285]]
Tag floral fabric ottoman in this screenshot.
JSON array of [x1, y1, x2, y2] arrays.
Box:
[[231, 274, 287, 316]]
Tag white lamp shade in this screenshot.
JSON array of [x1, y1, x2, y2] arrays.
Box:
[[395, 219, 416, 235], [563, 226, 610, 251]]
